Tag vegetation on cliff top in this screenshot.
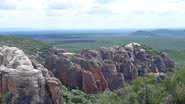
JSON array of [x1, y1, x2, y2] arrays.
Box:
[[0, 35, 51, 62]]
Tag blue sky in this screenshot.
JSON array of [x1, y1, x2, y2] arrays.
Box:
[[0, 0, 185, 29]]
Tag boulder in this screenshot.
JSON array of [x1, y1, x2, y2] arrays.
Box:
[[161, 52, 175, 69], [153, 55, 167, 72], [125, 42, 141, 49], [99, 47, 115, 60], [45, 54, 59, 73], [81, 49, 103, 62], [72, 56, 89, 70], [114, 47, 130, 63], [134, 48, 147, 61]]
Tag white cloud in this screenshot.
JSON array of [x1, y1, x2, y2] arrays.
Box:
[[0, 0, 185, 29]]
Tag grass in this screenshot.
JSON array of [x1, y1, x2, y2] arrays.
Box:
[[0, 35, 50, 54]]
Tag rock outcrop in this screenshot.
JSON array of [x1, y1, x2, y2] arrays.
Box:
[[46, 43, 175, 94], [0, 46, 62, 104], [101, 60, 125, 90]]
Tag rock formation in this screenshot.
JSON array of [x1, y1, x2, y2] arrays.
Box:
[[46, 43, 175, 94], [0, 46, 62, 104]]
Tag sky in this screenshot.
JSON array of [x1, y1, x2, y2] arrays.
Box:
[[0, 0, 185, 29]]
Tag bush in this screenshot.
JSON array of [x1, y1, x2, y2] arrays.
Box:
[[96, 91, 123, 104], [61, 86, 97, 104]]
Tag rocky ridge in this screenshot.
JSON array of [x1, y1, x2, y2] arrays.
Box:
[[46, 43, 175, 94]]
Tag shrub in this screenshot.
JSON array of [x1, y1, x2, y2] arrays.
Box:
[[96, 91, 123, 104], [61, 86, 96, 104]]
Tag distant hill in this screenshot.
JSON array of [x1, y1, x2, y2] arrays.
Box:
[[129, 30, 157, 36], [129, 29, 185, 36], [152, 29, 185, 36]]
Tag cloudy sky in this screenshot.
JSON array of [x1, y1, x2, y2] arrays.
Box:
[[0, 0, 185, 29]]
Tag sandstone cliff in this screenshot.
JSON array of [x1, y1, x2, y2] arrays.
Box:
[[0, 46, 62, 104]]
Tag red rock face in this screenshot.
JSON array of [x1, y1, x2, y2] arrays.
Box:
[[58, 68, 83, 89], [90, 69, 108, 92], [82, 71, 99, 94], [55, 63, 108, 94]]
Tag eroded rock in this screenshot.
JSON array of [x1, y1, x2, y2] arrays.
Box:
[[0, 46, 62, 104], [46, 43, 175, 94]]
